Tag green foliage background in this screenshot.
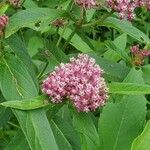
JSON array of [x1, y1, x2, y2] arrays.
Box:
[[0, 0, 150, 150]]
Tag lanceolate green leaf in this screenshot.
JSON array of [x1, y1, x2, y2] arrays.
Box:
[[5, 8, 64, 38], [0, 96, 52, 110], [102, 17, 150, 43], [0, 54, 58, 150], [108, 83, 150, 95], [131, 120, 150, 150]]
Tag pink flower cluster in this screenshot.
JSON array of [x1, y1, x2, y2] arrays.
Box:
[[74, 0, 98, 9], [131, 45, 150, 56], [42, 54, 108, 112], [107, 0, 150, 20], [130, 45, 150, 65]]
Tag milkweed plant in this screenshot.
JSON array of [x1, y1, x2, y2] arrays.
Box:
[[0, 0, 150, 150]]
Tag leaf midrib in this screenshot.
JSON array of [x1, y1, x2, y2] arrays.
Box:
[[113, 101, 128, 150]]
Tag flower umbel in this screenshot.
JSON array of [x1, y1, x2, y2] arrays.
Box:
[[107, 0, 150, 20], [42, 54, 108, 112], [130, 45, 150, 65]]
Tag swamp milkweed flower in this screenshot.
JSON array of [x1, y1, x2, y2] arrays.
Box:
[[107, 0, 150, 20], [42, 54, 108, 112]]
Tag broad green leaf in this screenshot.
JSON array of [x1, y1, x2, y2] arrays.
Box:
[[0, 96, 52, 110], [5, 130, 30, 150], [104, 34, 128, 62], [99, 68, 147, 150], [131, 120, 150, 150], [89, 52, 130, 81], [59, 28, 93, 52], [5, 8, 64, 37], [0, 55, 38, 98], [27, 36, 44, 57], [113, 33, 127, 51], [105, 40, 130, 62], [0, 54, 58, 150], [23, 0, 38, 9], [102, 17, 150, 43], [108, 83, 150, 95], [99, 95, 146, 150], [50, 120, 73, 150], [73, 112, 99, 150]]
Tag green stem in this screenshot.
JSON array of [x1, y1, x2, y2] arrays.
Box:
[[82, 10, 114, 28], [56, 26, 67, 47]]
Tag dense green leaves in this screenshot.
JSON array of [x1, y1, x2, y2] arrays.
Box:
[[0, 0, 150, 149], [99, 68, 147, 150], [0, 54, 58, 150], [99, 95, 146, 150]]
